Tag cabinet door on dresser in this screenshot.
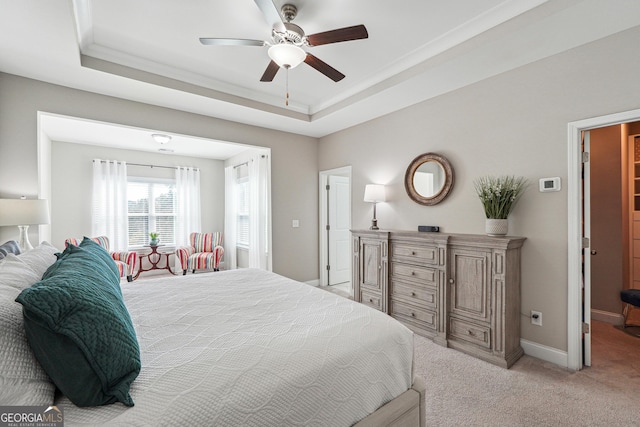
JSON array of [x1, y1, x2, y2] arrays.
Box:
[[352, 233, 388, 312], [447, 237, 525, 369], [448, 248, 492, 350]]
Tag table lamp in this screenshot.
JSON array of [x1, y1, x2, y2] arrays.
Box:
[[363, 184, 386, 230], [0, 197, 50, 251]]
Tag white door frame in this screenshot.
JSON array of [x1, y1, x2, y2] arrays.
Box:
[[319, 166, 352, 287], [567, 108, 640, 370]]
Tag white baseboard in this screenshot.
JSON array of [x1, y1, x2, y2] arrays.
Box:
[[304, 279, 320, 287], [591, 308, 624, 326], [520, 339, 568, 368]]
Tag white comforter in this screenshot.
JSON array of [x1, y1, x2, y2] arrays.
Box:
[[59, 269, 414, 426]]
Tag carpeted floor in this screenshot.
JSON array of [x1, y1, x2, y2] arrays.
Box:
[[413, 321, 640, 426]]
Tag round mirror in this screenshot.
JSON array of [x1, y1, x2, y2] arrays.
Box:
[[404, 153, 454, 206]]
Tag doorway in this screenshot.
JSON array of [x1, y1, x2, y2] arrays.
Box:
[[319, 166, 352, 290], [583, 126, 628, 368], [568, 108, 640, 370]]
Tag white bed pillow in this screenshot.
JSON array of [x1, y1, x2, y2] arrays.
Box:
[[17, 241, 60, 278], [0, 254, 37, 289], [0, 255, 55, 405]]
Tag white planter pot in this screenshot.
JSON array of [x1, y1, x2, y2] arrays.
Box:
[[485, 218, 508, 236]]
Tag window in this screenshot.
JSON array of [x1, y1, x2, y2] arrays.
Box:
[[127, 178, 176, 247], [236, 166, 249, 248]]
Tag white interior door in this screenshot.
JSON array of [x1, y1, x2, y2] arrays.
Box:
[[582, 130, 592, 367], [329, 175, 351, 285]]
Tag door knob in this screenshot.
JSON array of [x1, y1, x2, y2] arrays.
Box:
[[590, 250, 597, 255]]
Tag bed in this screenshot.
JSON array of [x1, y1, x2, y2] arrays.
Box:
[[0, 241, 425, 426]]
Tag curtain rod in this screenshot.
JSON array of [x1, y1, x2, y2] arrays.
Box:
[[232, 154, 268, 169], [93, 159, 199, 171], [233, 161, 249, 169]]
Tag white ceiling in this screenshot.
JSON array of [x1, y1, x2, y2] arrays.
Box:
[[40, 113, 252, 160], [76, 0, 515, 112], [2, 0, 640, 151]]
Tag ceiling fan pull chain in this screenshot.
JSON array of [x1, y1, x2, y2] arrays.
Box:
[[286, 66, 290, 106]]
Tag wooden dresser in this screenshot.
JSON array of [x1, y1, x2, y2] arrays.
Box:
[[352, 230, 526, 368]]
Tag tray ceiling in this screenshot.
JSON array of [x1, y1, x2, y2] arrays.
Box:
[[2, 0, 640, 138]]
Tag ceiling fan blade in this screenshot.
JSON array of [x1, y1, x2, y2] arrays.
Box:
[[304, 54, 345, 82], [253, 0, 286, 33], [199, 38, 266, 46], [306, 25, 368, 46], [260, 60, 280, 82]]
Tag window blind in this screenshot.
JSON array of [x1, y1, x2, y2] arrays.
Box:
[[237, 178, 249, 246], [127, 178, 176, 247]]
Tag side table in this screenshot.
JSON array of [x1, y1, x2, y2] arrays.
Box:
[[133, 245, 174, 280]]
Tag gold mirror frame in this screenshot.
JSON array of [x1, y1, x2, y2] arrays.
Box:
[[404, 153, 454, 206]]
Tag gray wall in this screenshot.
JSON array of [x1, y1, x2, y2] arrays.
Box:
[[318, 26, 640, 351], [50, 141, 224, 251], [0, 73, 318, 282]]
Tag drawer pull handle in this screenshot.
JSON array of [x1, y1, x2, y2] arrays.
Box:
[[449, 278, 454, 284], [411, 312, 416, 317], [411, 292, 416, 297], [369, 298, 374, 303], [411, 251, 416, 255], [411, 271, 415, 276], [468, 330, 476, 336]]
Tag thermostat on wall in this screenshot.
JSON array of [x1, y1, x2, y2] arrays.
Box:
[[539, 177, 561, 192]]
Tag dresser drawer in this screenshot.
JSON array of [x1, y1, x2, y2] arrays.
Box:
[[390, 281, 437, 309], [360, 290, 383, 311], [391, 263, 437, 285], [390, 300, 437, 330], [449, 317, 491, 349], [391, 243, 438, 265]]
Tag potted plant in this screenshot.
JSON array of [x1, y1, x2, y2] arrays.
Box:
[[473, 175, 527, 236], [149, 232, 159, 246]]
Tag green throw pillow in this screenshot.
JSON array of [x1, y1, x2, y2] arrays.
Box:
[[43, 238, 119, 285], [16, 240, 140, 407]]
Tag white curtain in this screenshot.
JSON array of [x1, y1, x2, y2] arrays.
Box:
[[175, 166, 201, 247], [223, 165, 237, 270], [248, 154, 272, 270], [92, 159, 128, 250]]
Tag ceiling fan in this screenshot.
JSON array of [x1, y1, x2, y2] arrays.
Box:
[[199, 0, 368, 83]]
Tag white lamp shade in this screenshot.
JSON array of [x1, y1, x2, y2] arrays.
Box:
[[364, 184, 386, 203], [268, 44, 306, 69], [0, 199, 50, 226]]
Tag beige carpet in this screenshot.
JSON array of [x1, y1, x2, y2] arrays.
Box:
[[413, 325, 640, 426]]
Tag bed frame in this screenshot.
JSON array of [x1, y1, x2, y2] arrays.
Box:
[[355, 377, 425, 427]]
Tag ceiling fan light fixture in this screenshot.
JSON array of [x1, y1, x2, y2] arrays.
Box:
[[151, 133, 172, 144], [268, 44, 306, 69]]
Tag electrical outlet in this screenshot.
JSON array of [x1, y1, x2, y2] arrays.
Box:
[[531, 310, 542, 326]]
